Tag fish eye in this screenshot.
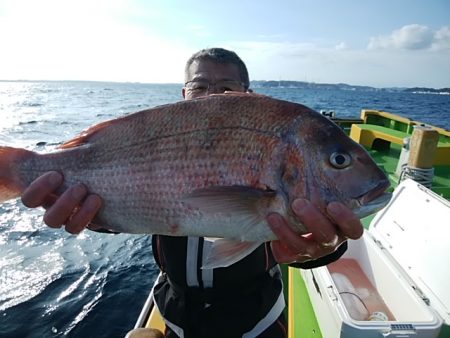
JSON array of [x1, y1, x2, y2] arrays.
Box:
[[329, 152, 352, 168]]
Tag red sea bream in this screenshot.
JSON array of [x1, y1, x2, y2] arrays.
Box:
[[0, 93, 390, 267]]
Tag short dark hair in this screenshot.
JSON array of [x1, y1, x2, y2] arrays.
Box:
[[184, 48, 250, 90]]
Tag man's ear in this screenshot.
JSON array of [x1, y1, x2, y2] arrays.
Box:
[[182, 87, 186, 98]]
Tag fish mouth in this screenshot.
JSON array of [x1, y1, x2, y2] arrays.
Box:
[[357, 179, 391, 206], [352, 179, 392, 219]]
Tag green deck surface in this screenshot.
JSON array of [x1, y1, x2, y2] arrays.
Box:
[[367, 143, 450, 199], [288, 268, 323, 338]]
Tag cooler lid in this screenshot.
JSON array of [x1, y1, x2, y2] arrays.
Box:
[[369, 178, 450, 324]]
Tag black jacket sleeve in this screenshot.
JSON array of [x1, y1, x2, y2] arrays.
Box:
[[288, 241, 347, 269]]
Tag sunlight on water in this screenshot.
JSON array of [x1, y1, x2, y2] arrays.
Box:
[[55, 267, 91, 304], [0, 82, 60, 147], [0, 200, 65, 312], [0, 200, 43, 233], [62, 278, 105, 335], [0, 249, 64, 311]]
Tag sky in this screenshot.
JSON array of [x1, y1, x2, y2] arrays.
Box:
[[0, 0, 449, 88]]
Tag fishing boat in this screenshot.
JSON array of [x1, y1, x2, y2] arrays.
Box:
[[128, 109, 450, 338]]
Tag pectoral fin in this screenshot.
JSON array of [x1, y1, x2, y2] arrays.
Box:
[[183, 185, 276, 235], [183, 186, 277, 268]]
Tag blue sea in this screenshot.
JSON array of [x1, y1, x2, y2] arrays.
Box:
[[0, 81, 449, 338]]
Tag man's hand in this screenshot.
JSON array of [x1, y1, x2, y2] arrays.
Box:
[[268, 199, 363, 264], [21, 171, 102, 234]]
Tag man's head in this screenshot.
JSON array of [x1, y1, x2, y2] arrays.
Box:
[[183, 48, 250, 100]]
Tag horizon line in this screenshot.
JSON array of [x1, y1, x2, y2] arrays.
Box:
[[0, 79, 448, 90]]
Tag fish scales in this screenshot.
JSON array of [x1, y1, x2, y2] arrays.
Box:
[[1, 93, 390, 247], [5, 95, 288, 234]]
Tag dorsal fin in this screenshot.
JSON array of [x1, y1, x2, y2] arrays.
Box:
[[58, 108, 153, 149], [59, 119, 118, 149]]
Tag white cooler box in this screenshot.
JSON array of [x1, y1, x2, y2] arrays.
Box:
[[302, 179, 450, 338]]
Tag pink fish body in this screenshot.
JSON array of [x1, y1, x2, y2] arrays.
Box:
[[0, 93, 390, 267]]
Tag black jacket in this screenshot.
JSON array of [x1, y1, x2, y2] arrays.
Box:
[[151, 235, 346, 337]]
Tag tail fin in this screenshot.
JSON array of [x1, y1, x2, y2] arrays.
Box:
[[0, 146, 33, 203]]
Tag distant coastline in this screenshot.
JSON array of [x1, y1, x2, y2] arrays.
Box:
[[1, 79, 449, 95], [251, 80, 450, 95]]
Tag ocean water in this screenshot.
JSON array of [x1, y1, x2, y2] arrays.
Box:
[[0, 81, 449, 338]]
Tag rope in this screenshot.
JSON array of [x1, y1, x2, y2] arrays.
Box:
[[399, 164, 434, 188]]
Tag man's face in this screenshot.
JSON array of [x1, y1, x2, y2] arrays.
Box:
[[183, 60, 246, 100]]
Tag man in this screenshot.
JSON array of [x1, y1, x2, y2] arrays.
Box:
[[21, 48, 363, 338]]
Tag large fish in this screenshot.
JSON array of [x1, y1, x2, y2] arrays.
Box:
[[0, 93, 390, 267]]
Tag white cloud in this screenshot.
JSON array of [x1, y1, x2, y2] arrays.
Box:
[[367, 24, 449, 51], [335, 42, 348, 50], [432, 26, 450, 51]]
